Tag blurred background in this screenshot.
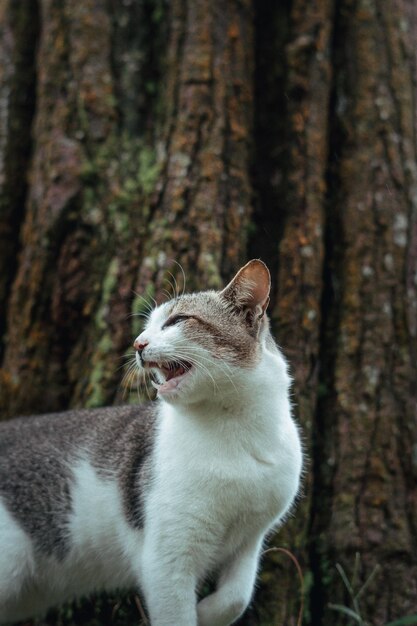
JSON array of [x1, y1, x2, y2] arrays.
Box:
[[0, 0, 416, 624]]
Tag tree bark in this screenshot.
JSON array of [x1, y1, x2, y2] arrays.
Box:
[[310, 1, 417, 623], [249, 2, 334, 624], [0, 1, 416, 625], [0, 0, 38, 362]]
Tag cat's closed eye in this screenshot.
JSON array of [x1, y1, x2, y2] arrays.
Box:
[[163, 314, 189, 328]]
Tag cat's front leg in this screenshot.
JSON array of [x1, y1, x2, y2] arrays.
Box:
[[197, 538, 262, 626], [140, 540, 198, 626]]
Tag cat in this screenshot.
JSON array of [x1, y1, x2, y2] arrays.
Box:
[[0, 259, 302, 626]]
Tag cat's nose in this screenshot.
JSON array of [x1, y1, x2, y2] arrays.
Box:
[[133, 337, 149, 353]]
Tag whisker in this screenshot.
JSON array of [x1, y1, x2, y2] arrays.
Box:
[[115, 358, 135, 374], [127, 311, 151, 320], [173, 354, 219, 395], [115, 353, 135, 363], [161, 287, 173, 302], [169, 349, 236, 395], [173, 260, 187, 296], [171, 348, 241, 395], [121, 361, 154, 404], [131, 291, 155, 315], [120, 364, 139, 399], [120, 360, 138, 387], [163, 276, 176, 301], [172, 341, 237, 372], [166, 270, 180, 300]]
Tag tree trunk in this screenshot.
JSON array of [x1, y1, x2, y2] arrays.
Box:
[[0, 0, 38, 364], [310, 1, 417, 623], [0, 1, 416, 625]]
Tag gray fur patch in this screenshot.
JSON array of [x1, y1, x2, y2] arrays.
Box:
[[0, 404, 157, 559], [87, 404, 157, 527]]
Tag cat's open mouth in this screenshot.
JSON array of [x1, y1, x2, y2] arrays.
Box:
[[147, 360, 192, 395]]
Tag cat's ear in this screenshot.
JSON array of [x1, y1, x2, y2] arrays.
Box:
[[220, 259, 271, 325]]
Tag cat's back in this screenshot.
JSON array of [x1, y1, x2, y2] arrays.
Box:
[[0, 404, 157, 476], [0, 404, 157, 557]]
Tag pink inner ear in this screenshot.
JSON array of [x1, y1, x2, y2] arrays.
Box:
[[222, 259, 271, 310], [239, 262, 270, 307]]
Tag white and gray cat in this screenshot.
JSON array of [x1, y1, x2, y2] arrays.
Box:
[[0, 259, 302, 626]]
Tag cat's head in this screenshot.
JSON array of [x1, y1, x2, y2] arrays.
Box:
[[133, 259, 271, 405]]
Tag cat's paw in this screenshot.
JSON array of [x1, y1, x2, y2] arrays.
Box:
[[197, 592, 248, 626]]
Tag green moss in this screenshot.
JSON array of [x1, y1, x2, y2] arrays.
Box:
[[81, 135, 159, 229], [94, 258, 119, 329], [85, 333, 117, 408], [80, 160, 98, 185], [83, 259, 120, 408], [138, 146, 160, 194], [74, 126, 162, 410], [131, 283, 155, 336], [152, 0, 166, 24], [85, 358, 106, 408]]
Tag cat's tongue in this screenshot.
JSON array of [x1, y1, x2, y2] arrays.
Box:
[[152, 378, 181, 394]]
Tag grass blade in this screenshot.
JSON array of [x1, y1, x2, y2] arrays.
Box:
[[328, 603, 363, 622], [355, 564, 381, 600], [336, 562, 355, 597]]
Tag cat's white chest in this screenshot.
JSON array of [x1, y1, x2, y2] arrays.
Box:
[[143, 400, 300, 579]]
